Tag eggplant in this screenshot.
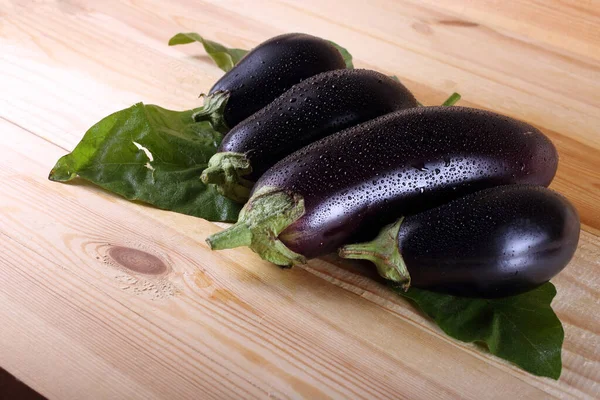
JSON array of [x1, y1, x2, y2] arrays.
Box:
[[201, 69, 419, 202], [193, 33, 346, 131], [206, 106, 558, 268], [340, 185, 580, 297]]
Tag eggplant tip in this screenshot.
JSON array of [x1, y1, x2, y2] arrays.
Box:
[[191, 91, 231, 132], [201, 152, 254, 203], [339, 218, 411, 287], [206, 186, 307, 267]]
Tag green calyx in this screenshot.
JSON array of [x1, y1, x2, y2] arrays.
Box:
[[206, 186, 306, 267], [338, 218, 411, 289], [201, 152, 254, 203], [192, 91, 230, 133]]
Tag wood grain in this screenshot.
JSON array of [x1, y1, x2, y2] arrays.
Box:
[[1, 0, 599, 398]]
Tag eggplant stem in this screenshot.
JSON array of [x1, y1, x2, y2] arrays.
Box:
[[192, 90, 231, 133], [338, 218, 411, 289], [207, 222, 252, 249], [205, 186, 306, 267], [442, 92, 461, 106], [201, 152, 254, 203]]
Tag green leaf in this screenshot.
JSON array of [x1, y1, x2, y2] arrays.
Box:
[[49, 103, 242, 222], [169, 33, 354, 71], [389, 76, 461, 107], [328, 41, 354, 69], [168, 33, 248, 72], [442, 92, 461, 106], [392, 282, 564, 379]]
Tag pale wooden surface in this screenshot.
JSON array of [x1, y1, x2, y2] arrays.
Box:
[[1, 0, 599, 398]]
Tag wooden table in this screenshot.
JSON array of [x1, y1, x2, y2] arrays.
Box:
[[1, 1, 599, 398]]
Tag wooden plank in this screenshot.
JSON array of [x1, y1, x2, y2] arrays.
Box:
[[1, 0, 599, 398], [1, 115, 598, 398]]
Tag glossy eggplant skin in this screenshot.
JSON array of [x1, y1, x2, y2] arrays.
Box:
[[397, 185, 580, 297], [210, 33, 346, 127], [218, 69, 418, 181], [255, 106, 558, 259]]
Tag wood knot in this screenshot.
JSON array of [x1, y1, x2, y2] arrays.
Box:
[[411, 22, 433, 35], [107, 246, 167, 276]]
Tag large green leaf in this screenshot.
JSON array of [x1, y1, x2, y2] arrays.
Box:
[[168, 33, 248, 72], [49, 103, 242, 222], [392, 282, 564, 379]]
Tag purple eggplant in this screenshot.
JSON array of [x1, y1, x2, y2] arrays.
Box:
[[193, 33, 346, 131], [201, 69, 419, 202], [206, 106, 558, 267], [340, 185, 580, 297]]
